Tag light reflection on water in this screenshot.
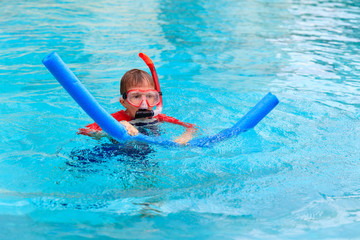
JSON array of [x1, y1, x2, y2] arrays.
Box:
[[0, 0, 360, 239]]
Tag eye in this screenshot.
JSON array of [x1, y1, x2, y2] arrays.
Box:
[[146, 93, 155, 99], [132, 93, 142, 99]]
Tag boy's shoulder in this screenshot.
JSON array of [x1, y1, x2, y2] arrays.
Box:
[[155, 114, 194, 128], [82, 110, 131, 132], [111, 110, 132, 122]]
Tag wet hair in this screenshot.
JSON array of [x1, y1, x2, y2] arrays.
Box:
[[120, 69, 154, 95]]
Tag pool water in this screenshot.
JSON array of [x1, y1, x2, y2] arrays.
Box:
[[1, 0, 360, 239]]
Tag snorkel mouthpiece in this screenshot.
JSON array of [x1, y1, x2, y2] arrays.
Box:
[[135, 109, 155, 119]]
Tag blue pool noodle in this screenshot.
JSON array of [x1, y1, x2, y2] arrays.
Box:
[[188, 92, 279, 147], [42, 52, 278, 147]]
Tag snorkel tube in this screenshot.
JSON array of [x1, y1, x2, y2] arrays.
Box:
[[135, 53, 163, 119]]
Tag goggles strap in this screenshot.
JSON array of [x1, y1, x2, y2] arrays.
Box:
[[122, 92, 127, 100]]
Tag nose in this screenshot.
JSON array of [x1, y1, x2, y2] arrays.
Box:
[[138, 96, 149, 109]]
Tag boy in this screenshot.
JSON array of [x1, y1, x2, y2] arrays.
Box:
[[79, 69, 196, 145]]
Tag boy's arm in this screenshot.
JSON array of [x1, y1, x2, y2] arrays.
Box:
[[78, 121, 138, 139], [155, 114, 195, 128], [78, 110, 137, 138], [78, 122, 104, 139]]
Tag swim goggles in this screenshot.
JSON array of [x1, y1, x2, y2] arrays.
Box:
[[122, 89, 162, 108]]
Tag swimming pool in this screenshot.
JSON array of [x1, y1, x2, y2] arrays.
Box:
[[1, 0, 360, 239]]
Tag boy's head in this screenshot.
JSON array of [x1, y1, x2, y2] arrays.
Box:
[[120, 69, 154, 95], [119, 69, 156, 118]]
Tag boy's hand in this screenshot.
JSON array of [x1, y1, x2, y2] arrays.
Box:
[[78, 128, 106, 140], [120, 121, 139, 136], [174, 127, 196, 145]]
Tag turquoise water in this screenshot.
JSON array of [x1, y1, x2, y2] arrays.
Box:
[[1, 0, 360, 239]]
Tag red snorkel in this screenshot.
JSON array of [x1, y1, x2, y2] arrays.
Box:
[[135, 53, 163, 119]]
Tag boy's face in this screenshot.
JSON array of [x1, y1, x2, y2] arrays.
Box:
[[119, 80, 156, 119]]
